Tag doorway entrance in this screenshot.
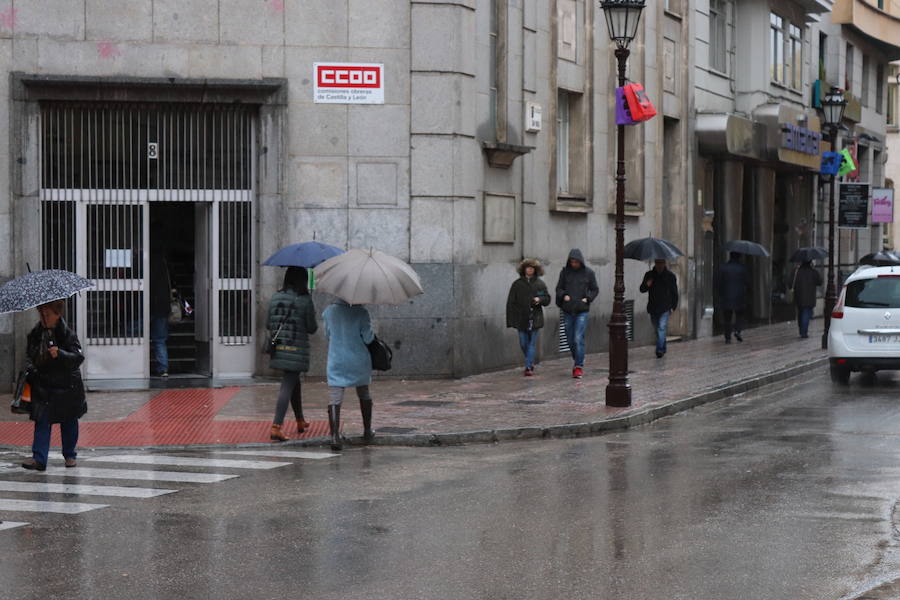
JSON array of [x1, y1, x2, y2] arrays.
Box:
[[38, 101, 257, 384]]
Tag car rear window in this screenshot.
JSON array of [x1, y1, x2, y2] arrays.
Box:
[[846, 277, 900, 308]]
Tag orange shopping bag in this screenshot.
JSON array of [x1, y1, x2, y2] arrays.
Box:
[[622, 83, 657, 123]]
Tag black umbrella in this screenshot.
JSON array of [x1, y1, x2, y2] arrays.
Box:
[[789, 247, 828, 263], [859, 250, 900, 266], [724, 240, 770, 257], [623, 237, 684, 261], [0, 269, 93, 314]]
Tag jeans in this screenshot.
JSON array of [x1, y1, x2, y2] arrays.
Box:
[[722, 309, 744, 340], [562, 312, 589, 367], [797, 306, 813, 337], [650, 311, 670, 355], [150, 315, 169, 374], [32, 414, 78, 466], [274, 372, 301, 425], [517, 329, 539, 369]]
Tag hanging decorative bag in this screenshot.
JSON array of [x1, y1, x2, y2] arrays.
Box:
[[820, 151, 841, 175], [621, 83, 657, 123], [615, 87, 638, 126]]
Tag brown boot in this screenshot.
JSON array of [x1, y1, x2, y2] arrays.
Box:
[[296, 419, 310, 434], [270, 424, 288, 442]]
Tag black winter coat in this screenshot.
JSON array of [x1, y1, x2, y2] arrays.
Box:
[[506, 276, 551, 331], [640, 268, 679, 315], [267, 290, 318, 373], [555, 249, 599, 315], [26, 318, 87, 424], [717, 259, 749, 311], [791, 264, 821, 308]]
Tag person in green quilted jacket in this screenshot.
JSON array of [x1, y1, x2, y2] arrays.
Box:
[[266, 267, 318, 441]]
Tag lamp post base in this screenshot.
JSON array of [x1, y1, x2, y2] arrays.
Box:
[[605, 382, 632, 407]]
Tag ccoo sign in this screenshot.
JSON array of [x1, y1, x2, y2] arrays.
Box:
[[314, 62, 384, 104]]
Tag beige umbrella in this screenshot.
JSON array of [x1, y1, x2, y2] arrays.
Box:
[[314, 248, 424, 305]]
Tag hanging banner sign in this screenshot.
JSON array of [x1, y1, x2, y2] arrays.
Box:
[[872, 188, 894, 224], [314, 62, 384, 104], [838, 183, 870, 229]]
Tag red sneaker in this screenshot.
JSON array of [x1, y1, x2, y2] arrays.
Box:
[[573, 367, 583, 379], [524, 368, 534, 377]]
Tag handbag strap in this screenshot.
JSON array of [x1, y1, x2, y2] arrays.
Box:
[[272, 297, 296, 341]]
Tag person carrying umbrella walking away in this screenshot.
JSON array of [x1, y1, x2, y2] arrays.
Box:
[[506, 259, 551, 376], [266, 267, 318, 441], [323, 300, 376, 451], [555, 249, 599, 379], [640, 259, 679, 358], [790, 260, 822, 339], [718, 252, 750, 343], [22, 300, 87, 471]]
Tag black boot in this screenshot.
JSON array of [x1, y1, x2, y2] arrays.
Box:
[[328, 404, 342, 452], [359, 397, 374, 444]]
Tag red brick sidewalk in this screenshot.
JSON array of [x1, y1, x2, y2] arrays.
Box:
[[0, 320, 825, 448]]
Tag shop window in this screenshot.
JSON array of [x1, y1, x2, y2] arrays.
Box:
[[709, 0, 727, 73]]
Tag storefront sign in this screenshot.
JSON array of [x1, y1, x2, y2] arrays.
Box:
[[838, 183, 870, 229], [780, 124, 822, 156], [872, 188, 894, 224], [314, 63, 384, 104]]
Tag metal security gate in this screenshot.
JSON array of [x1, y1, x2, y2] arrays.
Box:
[[39, 102, 256, 380]]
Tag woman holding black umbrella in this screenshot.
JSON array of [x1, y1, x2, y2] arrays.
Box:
[[266, 266, 318, 441], [22, 300, 87, 471]]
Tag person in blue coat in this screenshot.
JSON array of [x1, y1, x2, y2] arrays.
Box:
[[323, 299, 376, 451]]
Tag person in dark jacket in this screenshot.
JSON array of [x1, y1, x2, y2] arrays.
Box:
[[717, 252, 750, 344], [506, 259, 551, 376], [555, 249, 599, 378], [149, 247, 172, 377], [791, 260, 822, 338], [266, 267, 318, 441], [22, 300, 87, 471], [640, 259, 679, 358]]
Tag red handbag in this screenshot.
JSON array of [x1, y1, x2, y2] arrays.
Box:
[[622, 83, 657, 123]]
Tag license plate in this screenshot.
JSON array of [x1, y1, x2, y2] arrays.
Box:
[[868, 335, 900, 343]]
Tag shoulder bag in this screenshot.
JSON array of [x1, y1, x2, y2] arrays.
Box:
[[367, 336, 393, 371], [10, 366, 34, 414], [263, 301, 294, 356]]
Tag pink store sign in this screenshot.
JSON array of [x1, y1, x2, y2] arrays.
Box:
[[872, 188, 894, 224]]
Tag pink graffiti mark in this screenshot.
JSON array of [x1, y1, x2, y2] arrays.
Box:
[[268, 0, 285, 13], [97, 42, 122, 59], [0, 7, 17, 30]]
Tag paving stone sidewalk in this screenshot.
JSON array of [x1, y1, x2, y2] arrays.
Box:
[[0, 320, 827, 449]]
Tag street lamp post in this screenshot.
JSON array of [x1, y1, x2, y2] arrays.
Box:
[[600, 0, 645, 408], [821, 87, 847, 350]]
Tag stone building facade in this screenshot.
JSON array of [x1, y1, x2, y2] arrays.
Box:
[[0, 0, 691, 388]]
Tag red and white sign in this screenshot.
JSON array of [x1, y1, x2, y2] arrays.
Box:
[[314, 62, 384, 104]]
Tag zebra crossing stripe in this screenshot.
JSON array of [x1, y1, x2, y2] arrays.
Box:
[[41, 467, 237, 484], [85, 455, 291, 470], [0, 480, 177, 499], [0, 499, 108, 514], [217, 450, 339, 460], [0, 521, 29, 531]]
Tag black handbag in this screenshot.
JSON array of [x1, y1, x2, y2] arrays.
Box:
[[367, 336, 393, 371], [10, 366, 34, 414]]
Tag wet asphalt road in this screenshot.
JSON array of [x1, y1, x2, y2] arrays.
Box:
[[4, 369, 900, 599]]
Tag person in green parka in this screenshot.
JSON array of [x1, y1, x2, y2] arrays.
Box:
[[506, 258, 551, 376], [267, 267, 318, 441]]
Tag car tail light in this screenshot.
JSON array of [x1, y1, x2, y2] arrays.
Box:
[[837, 359, 847, 365], [832, 286, 846, 319]]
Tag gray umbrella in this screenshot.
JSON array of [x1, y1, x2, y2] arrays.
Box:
[[623, 237, 685, 261], [0, 269, 94, 314], [725, 240, 770, 257], [789, 247, 828, 263]]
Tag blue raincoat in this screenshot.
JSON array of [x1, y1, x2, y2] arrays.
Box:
[[323, 300, 375, 387]]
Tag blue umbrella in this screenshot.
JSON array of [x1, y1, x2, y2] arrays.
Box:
[[263, 242, 344, 268]]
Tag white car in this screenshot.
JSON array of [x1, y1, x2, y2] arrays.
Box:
[[829, 265, 900, 384]]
